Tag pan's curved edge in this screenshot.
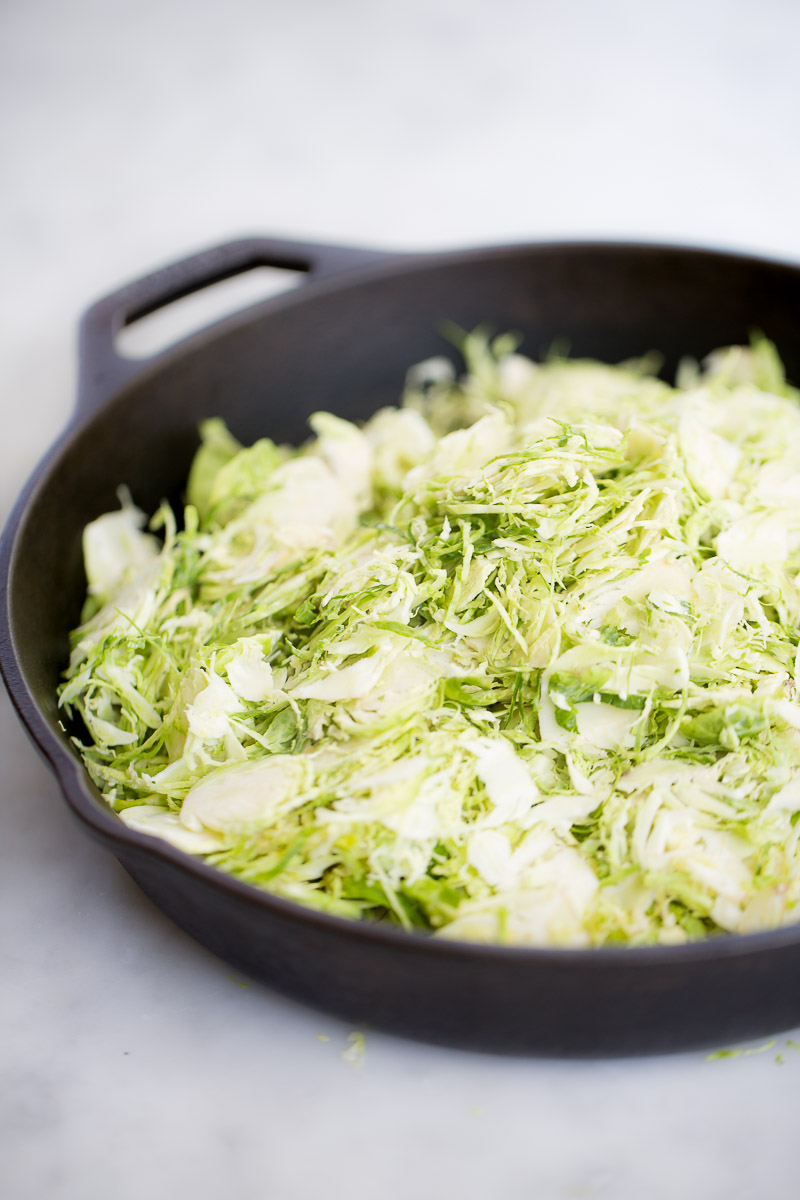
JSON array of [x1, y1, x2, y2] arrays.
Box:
[[5, 236, 800, 1055]]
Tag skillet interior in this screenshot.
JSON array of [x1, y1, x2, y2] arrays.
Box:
[[6, 240, 800, 1054]]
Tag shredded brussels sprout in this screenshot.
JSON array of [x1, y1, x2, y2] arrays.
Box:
[[60, 331, 800, 946]]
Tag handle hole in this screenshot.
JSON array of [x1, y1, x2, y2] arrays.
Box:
[[115, 265, 303, 360]]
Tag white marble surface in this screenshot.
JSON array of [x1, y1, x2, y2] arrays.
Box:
[[3, 1, 800, 1196]]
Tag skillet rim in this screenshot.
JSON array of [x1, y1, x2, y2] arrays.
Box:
[[5, 234, 800, 969]]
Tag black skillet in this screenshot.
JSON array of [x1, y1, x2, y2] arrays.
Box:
[[4, 236, 800, 1056]]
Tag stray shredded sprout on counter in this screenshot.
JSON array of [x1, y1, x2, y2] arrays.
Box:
[[60, 331, 800, 946]]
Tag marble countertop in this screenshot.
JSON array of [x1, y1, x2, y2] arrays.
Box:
[[3, 2, 800, 1196]]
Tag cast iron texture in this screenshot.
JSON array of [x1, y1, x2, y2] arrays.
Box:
[[4, 235, 800, 1056]]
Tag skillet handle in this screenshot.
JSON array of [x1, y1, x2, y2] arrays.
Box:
[[76, 237, 398, 417]]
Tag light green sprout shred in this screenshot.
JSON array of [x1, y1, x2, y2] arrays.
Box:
[[59, 330, 800, 947]]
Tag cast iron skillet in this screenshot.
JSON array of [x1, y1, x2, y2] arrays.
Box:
[[4, 236, 800, 1057]]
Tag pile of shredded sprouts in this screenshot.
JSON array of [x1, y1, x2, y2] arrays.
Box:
[[60, 331, 800, 946]]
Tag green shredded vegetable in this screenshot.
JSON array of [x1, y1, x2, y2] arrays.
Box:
[[59, 330, 800, 947]]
